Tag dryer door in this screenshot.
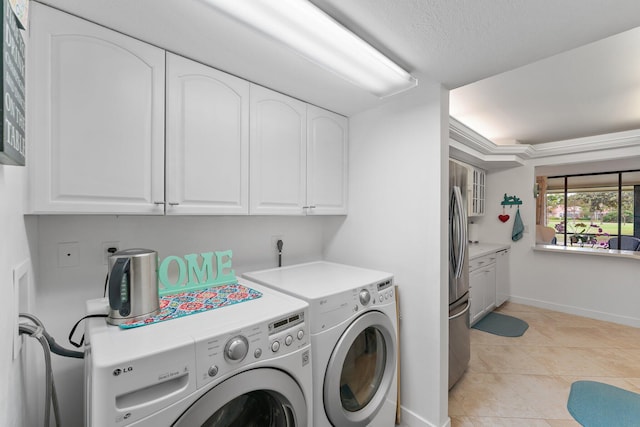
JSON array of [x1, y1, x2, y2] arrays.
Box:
[[323, 310, 396, 426], [173, 368, 307, 426]]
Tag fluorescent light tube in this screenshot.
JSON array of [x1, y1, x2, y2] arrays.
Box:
[[202, 0, 418, 97]]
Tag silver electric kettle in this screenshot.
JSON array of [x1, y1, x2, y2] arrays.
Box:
[[107, 248, 160, 325]]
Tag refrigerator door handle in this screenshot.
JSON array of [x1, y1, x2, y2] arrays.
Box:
[[451, 186, 467, 279], [449, 300, 470, 321], [449, 188, 459, 277]]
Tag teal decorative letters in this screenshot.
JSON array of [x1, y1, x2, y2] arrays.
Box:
[[158, 250, 236, 296]]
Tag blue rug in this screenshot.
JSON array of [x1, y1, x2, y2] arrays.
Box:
[[471, 312, 528, 337], [568, 381, 640, 427]]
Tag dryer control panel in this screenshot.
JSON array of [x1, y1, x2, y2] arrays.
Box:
[[313, 278, 394, 334], [194, 310, 309, 389]]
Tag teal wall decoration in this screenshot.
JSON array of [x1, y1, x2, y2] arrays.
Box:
[[500, 194, 522, 206], [158, 250, 236, 296]]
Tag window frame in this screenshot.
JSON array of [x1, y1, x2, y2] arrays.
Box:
[[545, 168, 639, 250]]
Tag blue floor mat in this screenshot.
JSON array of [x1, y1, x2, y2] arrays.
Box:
[[471, 312, 528, 337], [568, 381, 640, 427]]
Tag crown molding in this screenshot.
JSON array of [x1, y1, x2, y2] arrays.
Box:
[[526, 129, 640, 158], [449, 117, 640, 161]]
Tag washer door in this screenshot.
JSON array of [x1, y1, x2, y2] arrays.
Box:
[[173, 368, 307, 426], [323, 310, 396, 426]]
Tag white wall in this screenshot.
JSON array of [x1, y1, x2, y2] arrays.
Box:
[[324, 81, 450, 427], [473, 147, 640, 327], [0, 164, 35, 427], [32, 214, 327, 426]]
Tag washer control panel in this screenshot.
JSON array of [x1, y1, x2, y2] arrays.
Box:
[[268, 311, 306, 355], [194, 310, 308, 389]]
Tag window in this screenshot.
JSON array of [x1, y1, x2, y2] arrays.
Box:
[[541, 170, 640, 250]]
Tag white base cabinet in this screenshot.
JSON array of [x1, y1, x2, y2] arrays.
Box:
[[469, 253, 497, 325]]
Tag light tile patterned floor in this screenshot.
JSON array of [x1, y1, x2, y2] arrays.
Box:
[[448, 302, 640, 426]]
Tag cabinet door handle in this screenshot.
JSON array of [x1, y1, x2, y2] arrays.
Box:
[[154, 201, 165, 206], [168, 202, 180, 206]]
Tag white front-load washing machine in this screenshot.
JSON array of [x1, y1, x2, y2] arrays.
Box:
[[84, 280, 312, 426], [244, 261, 398, 427]]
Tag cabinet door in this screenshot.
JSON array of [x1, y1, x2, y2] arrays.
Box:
[[306, 106, 348, 215], [470, 168, 486, 216], [249, 85, 307, 215], [495, 249, 510, 307], [484, 264, 496, 314], [28, 3, 165, 214], [166, 54, 249, 215], [469, 268, 486, 325]]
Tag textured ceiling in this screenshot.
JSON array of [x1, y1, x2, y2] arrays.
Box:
[[311, 0, 640, 89], [35, 0, 640, 142]]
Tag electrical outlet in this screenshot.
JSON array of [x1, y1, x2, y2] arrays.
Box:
[[271, 235, 284, 251], [58, 242, 79, 267], [102, 241, 120, 264]]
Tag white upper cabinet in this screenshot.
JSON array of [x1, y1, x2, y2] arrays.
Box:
[[28, 2, 165, 214], [250, 85, 348, 215], [469, 167, 486, 217], [249, 85, 307, 215], [165, 53, 249, 215], [306, 106, 348, 215], [28, 4, 347, 216]]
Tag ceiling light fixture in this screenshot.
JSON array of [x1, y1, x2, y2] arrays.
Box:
[[202, 0, 418, 98]]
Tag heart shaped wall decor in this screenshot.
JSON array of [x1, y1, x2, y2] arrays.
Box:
[[498, 214, 510, 223]]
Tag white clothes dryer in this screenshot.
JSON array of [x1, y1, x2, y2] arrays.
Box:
[[84, 280, 312, 427], [244, 261, 398, 427]]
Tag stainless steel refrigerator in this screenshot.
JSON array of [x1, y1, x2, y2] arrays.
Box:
[[448, 160, 470, 389]]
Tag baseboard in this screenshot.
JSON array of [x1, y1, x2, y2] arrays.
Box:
[[398, 406, 450, 427], [509, 296, 640, 328]]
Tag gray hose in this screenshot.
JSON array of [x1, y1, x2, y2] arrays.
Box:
[[19, 314, 65, 427], [20, 313, 84, 358], [19, 323, 60, 427]]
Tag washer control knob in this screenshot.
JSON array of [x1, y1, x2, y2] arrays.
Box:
[[379, 295, 384, 303], [285, 335, 293, 346], [208, 365, 219, 377], [254, 348, 262, 359], [297, 330, 304, 340], [225, 336, 249, 362], [271, 341, 280, 353], [359, 289, 371, 305]]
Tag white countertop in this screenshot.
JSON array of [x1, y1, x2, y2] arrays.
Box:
[[469, 242, 511, 259], [534, 244, 640, 260]]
